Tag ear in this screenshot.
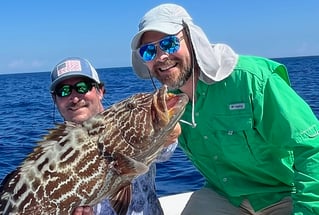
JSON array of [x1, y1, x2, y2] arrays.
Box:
[[97, 86, 106, 97], [95, 86, 104, 101], [101, 85, 106, 94]]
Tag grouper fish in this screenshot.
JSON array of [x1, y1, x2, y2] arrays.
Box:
[[0, 85, 188, 215]]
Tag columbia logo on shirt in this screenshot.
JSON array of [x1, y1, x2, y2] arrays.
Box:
[[229, 103, 245, 110]]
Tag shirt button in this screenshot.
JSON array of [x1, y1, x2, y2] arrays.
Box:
[[195, 112, 199, 116], [213, 155, 218, 160], [203, 136, 208, 139], [228, 131, 234, 135], [223, 178, 228, 182], [202, 92, 206, 96]]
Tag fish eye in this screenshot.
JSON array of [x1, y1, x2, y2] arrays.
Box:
[[126, 101, 137, 110]]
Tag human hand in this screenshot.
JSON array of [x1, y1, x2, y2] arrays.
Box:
[[164, 123, 181, 147], [72, 206, 94, 215]]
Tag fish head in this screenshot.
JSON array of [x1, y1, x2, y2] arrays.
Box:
[[106, 85, 188, 160]]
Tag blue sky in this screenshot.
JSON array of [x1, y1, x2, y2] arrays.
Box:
[[1, 0, 318, 74]]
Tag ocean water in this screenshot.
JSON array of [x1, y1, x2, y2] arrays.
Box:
[[0, 55, 318, 197]]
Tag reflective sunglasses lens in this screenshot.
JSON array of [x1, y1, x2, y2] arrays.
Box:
[[139, 44, 156, 62], [160, 36, 180, 54], [75, 81, 90, 94], [57, 85, 71, 97], [55, 81, 93, 97], [138, 36, 181, 62]]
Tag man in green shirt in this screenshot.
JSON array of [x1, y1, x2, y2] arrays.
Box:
[[130, 3, 319, 215]]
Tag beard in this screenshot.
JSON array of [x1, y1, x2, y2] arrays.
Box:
[[156, 65, 192, 90]]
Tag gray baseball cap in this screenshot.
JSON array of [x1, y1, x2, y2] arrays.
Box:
[[50, 57, 100, 91]]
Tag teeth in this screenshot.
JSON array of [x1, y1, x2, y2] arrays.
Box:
[[160, 65, 173, 71]]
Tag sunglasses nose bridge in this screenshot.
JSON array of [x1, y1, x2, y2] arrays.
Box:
[[68, 93, 81, 103], [70, 88, 89, 101], [67, 86, 79, 98], [155, 47, 170, 62], [152, 42, 171, 62]]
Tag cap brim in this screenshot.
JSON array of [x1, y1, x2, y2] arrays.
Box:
[[131, 23, 183, 50]]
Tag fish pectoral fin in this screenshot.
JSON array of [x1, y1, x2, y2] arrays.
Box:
[[107, 154, 148, 215], [111, 152, 149, 176], [110, 184, 132, 215]]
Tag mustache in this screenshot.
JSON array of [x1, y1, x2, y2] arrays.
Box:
[[67, 100, 87, 110], [154, 59, 175, 68]]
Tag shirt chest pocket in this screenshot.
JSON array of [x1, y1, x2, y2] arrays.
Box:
[[207, 113, 261, 165]]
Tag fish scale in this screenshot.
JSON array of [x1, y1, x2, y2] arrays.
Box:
[[0, 85, 188, 215]]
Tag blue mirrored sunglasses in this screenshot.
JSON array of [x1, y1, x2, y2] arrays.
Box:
[[54, 81, 98, 97], [138, 35, 184, 62]]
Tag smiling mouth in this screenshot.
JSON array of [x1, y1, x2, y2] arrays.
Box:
[[69, 104, 86, 111], [69, 107, 80, 111], [158, 63, 178, 72]]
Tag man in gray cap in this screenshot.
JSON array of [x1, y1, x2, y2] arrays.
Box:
[[50, 56, 180, 215], [131, 3, 319, 215]]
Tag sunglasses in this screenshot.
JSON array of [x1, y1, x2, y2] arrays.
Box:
[[138, 35, 184, 62], [54, 81, 98, 97]]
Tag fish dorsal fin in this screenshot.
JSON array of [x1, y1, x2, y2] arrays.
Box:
[[110, 184, 132, 215], [39, 121, 78, 145]]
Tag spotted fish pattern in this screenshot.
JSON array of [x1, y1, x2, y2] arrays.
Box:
[[0, 85, 188, 215]]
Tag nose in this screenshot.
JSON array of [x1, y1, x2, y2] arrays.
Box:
[[70, 94, 81, 103], [68, 90, 83, 102], [155, 47, 169, 62]]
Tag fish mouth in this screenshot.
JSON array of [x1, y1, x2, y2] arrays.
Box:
[[152, 85, 189, 132]]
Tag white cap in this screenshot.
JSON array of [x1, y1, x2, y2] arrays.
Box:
[[130, 3, 239, 83]]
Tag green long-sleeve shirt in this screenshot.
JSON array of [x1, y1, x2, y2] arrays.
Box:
[[176, 55, 319, 214]]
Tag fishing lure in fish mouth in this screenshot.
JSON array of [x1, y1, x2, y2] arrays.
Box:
[[0, 85, 188, 215]]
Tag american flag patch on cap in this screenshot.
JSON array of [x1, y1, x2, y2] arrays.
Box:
[[57, 60, 82, 76]]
